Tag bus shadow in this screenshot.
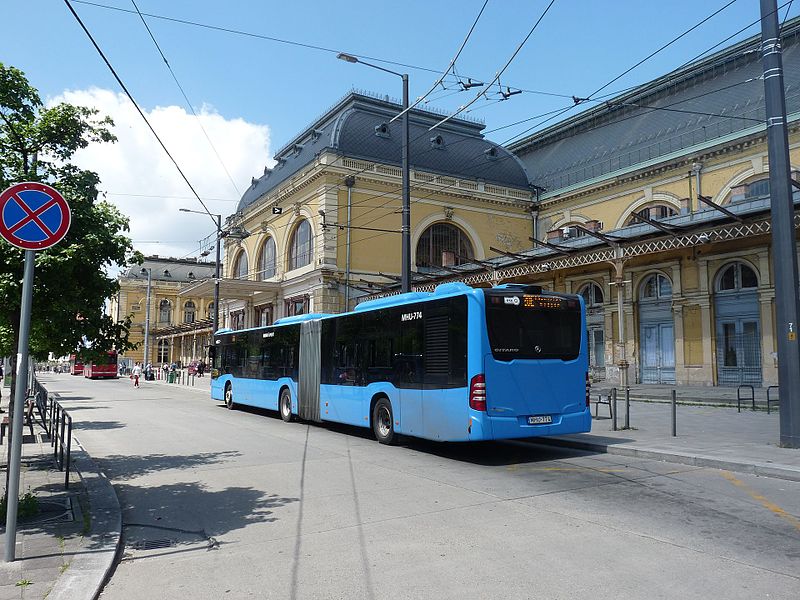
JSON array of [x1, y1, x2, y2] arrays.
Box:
[[217, 403, 623, 468]]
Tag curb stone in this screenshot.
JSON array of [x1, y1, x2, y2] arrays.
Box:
[[46, 438, 121, 600]]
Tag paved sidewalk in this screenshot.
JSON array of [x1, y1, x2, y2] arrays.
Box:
[[543, 399, 800, 482], [0, 396, 120, 600]]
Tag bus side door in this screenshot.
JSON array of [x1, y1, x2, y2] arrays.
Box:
[[395, 317, 423, 436]]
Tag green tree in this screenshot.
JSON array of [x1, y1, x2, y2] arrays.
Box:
[[0, 62, 140, 384]]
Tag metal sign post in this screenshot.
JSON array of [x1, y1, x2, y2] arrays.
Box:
[[0, 182, 71, 562]]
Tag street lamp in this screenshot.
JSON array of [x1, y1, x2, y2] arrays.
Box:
[[179, 208, 222, 335], [139, 267, 152, 364], [337, 53, 411, 293]]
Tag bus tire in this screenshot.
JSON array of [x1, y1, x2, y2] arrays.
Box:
[[224, 384, 235, 410], [372, 397, 395, 445], [279, 388, 293, 423]]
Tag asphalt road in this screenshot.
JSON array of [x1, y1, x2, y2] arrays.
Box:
[[43, 375, 800, 600]]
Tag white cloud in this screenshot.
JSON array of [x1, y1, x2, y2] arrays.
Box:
[[49, 88, 271, 258]]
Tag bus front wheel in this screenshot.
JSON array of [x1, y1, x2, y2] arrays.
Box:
[[372, 398, 395, 445], [224, 385, 235, 410], [279, 389, 293, 423]]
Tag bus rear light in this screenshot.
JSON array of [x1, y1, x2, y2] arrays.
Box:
[[585, 372, 591, 408], [470, 374, 487, 411]]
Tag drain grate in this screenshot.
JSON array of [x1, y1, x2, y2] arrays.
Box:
[[130, 538, 177, 551]]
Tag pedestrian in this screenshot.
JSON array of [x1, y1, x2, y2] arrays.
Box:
[[131, 362, 142, 388], [197, 360, 205, 377]]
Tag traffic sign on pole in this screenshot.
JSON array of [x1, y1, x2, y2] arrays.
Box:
[[1, 182, 70, 562], [0, 182, 71, 250]]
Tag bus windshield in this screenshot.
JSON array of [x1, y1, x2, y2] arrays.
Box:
[[484, 291, 581, 361]]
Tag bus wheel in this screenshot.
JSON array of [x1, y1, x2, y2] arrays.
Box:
[[372, 397, 395, 445], [224, 384, 235, 410], [279, 389, 293, 423]]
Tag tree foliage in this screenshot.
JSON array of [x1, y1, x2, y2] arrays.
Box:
[[0, 62, 140, 360]]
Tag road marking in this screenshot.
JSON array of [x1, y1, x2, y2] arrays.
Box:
[[721, 471, 800, 532]]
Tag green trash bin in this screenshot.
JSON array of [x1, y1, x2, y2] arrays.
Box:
[[168, 371, 176, 384]]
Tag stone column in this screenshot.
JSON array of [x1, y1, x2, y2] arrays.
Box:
[[760, 291, 778, 385]]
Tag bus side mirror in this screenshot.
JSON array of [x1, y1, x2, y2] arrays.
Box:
[[208, 347, 216, 360]]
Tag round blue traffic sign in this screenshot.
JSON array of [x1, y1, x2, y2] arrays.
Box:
[[0, 182, 71, 250]]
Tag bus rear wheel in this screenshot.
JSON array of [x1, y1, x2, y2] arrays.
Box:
[[224, 385, 235, 410], [372, 398, 395, 445], [279, 389, 293, 423]]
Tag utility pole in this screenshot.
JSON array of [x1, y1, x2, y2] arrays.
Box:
[[761, 0, 800, 447]]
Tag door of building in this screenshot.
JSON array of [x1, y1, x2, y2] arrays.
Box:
[[638, 274, 675, 384], [714, 263, 761, 387]]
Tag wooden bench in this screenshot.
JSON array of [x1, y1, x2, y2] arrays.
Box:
[[1, 397, 36, 444], [594, 393, 612, 418]]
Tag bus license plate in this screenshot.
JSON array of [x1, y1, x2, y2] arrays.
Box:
[[528, 415, 552, 425]]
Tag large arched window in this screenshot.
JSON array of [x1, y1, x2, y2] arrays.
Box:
[[626, 204, 678, 226], [416, 222, 474, 269], [717, 262, 758, 292], [183, 300, 196, 324], [158, 299, 172, 323], [579, 282, 604, 307], [258, 237, 276, 280], [233, 250, 249, 280], [288, 220, 313, 271], [206, 302, 214, 319]]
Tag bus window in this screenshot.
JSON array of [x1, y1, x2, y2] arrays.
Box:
[[484, 292, 581, 361]]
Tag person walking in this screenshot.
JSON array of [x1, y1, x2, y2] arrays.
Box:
[[131, 362, 142, 388]]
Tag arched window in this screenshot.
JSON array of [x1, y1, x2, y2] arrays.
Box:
[[183, 300, 196, 324], [233, 251, 249, 280], [579, 282, 604, 307], [258, 237, 276, 280], [158, 299, 172, 323], [416, 222, 474, 269], [206, 302, 214, 320], [640, 274, 672, 300], [157, 339, 169, 364], [626, 204, 678, 226], [717, 262, 758, 292], [288, 220, 313, 270]]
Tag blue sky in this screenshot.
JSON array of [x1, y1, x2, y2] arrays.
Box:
[[3, 0, 798, 256]]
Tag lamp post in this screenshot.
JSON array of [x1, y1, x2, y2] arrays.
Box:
[[140, 267, 152, 365], [180, 209, 222, 334], [337, 53, 411, 293]]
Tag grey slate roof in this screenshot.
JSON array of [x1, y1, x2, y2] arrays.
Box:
[[511, 16, 800, 195], [238, 91, 532, 212], [121, 256, 216, 284]]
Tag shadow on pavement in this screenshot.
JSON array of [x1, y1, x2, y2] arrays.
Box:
[[72, 420, 126, 431], [95, 450, 242, 481], [113, 481, 298, 545]]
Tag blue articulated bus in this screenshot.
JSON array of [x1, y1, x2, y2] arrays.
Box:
[[210, 282, 591, 443]]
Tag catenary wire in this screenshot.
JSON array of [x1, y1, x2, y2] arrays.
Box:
[[64, 0, 219, 229], [130, 0, 242, 197]]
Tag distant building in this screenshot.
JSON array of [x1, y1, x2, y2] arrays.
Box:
[[179, 91, 536, 329], [111, 256, 216, 366]]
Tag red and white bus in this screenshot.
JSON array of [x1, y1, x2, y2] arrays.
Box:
[[84, 351, 118, 379], [69, 354, 84, 376]]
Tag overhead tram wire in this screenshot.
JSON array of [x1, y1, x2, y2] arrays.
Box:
[[429, 0, 558, 131], [130, 0, 241, 198], [64, 0, 218, 229], [390, 0, 490, 123], [500, 0, 773, 146], [71, 0, 567, 105]]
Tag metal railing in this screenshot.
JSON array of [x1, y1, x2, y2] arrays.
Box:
[[767, 386, 780, 415], [737, 385, 755, 413], [31, 377, 73, 489]]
